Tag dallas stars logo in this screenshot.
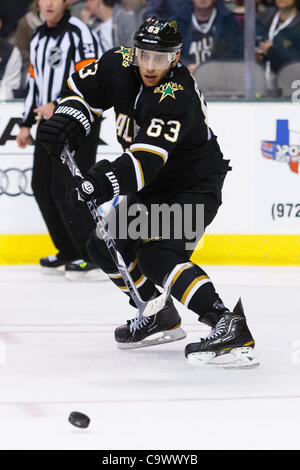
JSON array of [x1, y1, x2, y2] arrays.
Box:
[[154, 82, 184, 102], [115, 46, 134, 67], [168, 21, 178, 33]]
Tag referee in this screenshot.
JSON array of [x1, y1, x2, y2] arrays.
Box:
[[17, 0, 106, 281]]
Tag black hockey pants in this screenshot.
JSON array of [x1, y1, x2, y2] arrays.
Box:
[[87, 192, 226, 318]]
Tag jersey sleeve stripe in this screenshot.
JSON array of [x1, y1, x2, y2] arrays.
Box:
[[67, 76, 84, 97], [125, 151, 145, 191], [75, 58, 97, 71], [131, 147, 167, 164], [130, 143, 168, 163], [67, 77, 103, 116], [58, 95, 95, 122]]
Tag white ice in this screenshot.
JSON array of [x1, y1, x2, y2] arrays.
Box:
[[0, 264, 300, 450]]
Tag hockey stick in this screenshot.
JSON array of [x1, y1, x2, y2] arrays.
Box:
[[60, 143, 170, 317]]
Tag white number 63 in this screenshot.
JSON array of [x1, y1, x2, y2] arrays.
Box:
[[147, 118, 181, 143]]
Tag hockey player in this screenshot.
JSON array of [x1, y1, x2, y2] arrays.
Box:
[[38, 17, 259, 367]]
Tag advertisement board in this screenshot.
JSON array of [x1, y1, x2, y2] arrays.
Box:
[[0, 103, 122, 233], [1, 101, 299, 264]]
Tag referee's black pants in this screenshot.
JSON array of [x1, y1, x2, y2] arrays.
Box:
[[31, 121, 100, 261]]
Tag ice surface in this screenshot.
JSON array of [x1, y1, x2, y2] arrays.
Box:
[[0, 265, 299, 450]]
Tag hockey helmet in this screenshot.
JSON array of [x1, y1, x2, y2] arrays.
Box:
[[133, 17, 183, 53]]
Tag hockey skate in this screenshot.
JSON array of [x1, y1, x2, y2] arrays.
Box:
[[185, 298, 259, 368], [115, 298, 186, 349], [65, 259, 108, 282], [40, 252, 75, 275]]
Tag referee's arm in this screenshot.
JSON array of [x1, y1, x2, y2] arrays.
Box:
[[21, 62, 38, 128]]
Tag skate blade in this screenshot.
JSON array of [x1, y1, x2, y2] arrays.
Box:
[[65, 269, 109, 282], [187, 347, 260, 369], [117, 326, 187, 350], [40, 266, 65, 275]]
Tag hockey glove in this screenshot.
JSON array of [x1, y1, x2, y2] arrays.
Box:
[[38, 103, 91, 159], [67, 160, 120, 210]]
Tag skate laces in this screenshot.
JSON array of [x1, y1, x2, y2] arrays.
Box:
[[203, 317, 226, 341], [129, 315, 150, 334]]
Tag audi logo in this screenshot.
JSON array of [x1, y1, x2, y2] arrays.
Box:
[[0, 168, 33, 197]]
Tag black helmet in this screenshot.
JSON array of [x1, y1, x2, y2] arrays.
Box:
[[133, 17, 183, 53]]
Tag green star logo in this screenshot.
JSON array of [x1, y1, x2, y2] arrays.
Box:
[[154, 82, 184, 102], [115, 46, 134, 67]]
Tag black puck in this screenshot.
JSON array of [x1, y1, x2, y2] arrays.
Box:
[[68, 411, 90, 429]]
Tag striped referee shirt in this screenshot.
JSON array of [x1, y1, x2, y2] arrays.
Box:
[[21, 11, 101, 127]]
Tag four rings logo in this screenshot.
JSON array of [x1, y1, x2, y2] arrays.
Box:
[[0, 168, 33, 196]]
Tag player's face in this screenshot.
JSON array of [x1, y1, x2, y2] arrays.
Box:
[[137, 49, 179, 87], [38, 0, 67, 26]]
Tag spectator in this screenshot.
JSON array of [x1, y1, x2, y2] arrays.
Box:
[[0, 12, 22, 99], [14, 1, 44, 95], [16, 0, 106, 281], [142, 0, 187, 20], [179, 0, 243, 72], [121, 0, 146, 28], [256, 0, 300, 88], [222, 0, 234, 8], [67, 0, 86, 18], [232, 0, 262, 31], [83, 0, 137, 50], [261, 0, 276, 7], [15, 1, 44, 66], [0, 0, 33, 41], [121, 0, 145, 10]]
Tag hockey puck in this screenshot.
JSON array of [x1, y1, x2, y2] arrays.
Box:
[[68, 411, 90, 429]]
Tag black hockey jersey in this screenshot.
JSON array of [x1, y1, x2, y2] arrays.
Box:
[[61, 46, 230, 202]]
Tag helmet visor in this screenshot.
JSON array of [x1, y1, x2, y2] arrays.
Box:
[[132, 47, 177, 70]]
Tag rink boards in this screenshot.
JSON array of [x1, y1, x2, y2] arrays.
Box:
[[0, 101, 299, 265]]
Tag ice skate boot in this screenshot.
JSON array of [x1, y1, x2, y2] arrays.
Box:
[[65, 259, 108, 282], [185, 298, 259, 368], [115, 298, 186, 349], [40, 252, 75, 275]]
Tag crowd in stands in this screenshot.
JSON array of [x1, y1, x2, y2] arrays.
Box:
[[0, 0, 299, 99]]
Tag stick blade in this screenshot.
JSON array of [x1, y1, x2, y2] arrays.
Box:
[[141, 286, 171, 317]]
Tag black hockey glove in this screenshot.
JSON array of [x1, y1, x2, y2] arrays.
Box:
[[67, 160, 120, 210], [38, 103, 91, 159]]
